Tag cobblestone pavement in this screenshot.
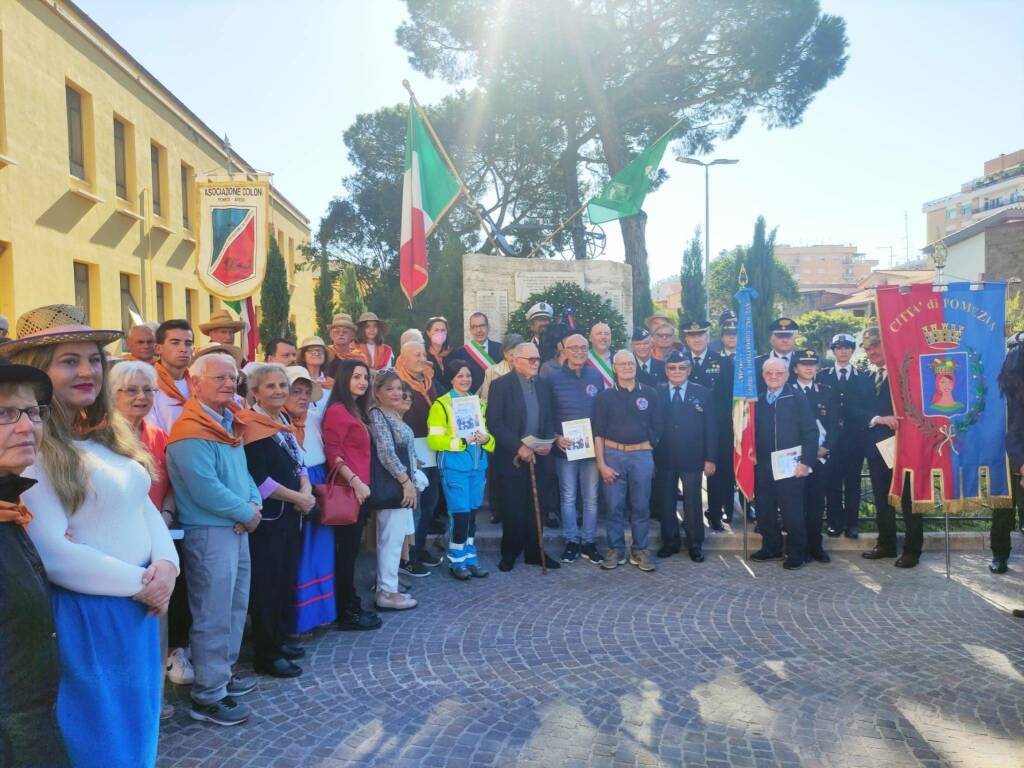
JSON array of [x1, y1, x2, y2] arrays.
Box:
[[159, 549, 1024, 768]]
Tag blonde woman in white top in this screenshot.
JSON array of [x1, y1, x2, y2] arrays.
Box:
[[1, 305, 178, 768]]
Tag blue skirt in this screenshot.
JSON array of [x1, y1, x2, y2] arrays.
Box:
[[51, 586, 161, 768], [295, 463, 337, 632]]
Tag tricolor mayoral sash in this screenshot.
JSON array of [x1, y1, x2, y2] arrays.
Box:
[[876, 282, 1011, 512], [587, 350, 614, 388], [464, 341, 496, 370]]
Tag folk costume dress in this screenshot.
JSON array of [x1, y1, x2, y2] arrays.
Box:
[[293, 390, 337, 632], [23, 441, 179, 768]]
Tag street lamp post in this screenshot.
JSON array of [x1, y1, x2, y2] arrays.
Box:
[[678, 157, 739, 320]]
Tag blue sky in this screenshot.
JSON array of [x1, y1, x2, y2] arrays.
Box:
[[80, 0, 1024, 282]]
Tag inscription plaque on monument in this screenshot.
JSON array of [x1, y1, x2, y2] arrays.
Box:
[[514, 271, 585, 301], [472, 290, 509, 339]]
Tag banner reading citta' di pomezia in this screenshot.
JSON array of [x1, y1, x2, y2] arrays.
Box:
[[875, 282, 1011, 512], [195, 178, 270, 301]]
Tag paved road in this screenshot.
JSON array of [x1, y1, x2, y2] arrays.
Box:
[[159, 551, 1024, 767]]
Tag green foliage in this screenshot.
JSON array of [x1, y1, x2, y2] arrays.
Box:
[[338, 263, 365, 319], [397, 0, 849, 322], [745, 217, 778, 346], [680, 227, 706, 322], [1006, 290, 1024, 334], [795, 310, 866, 356], [712, 236, 798, 331], [362, 233, 467, 350], [313, 247, 335, 340], [258, 238, 290, 347], [506, 282, 627, 350]]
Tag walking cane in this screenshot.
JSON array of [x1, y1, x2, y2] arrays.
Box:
[[528, 459, 548, 575]]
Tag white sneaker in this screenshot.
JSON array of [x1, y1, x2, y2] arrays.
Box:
[[375, 591, 418, 611], [166, 647, 195, 685]]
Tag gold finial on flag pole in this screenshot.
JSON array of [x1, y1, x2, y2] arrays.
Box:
[[738, 263, 749, 287]]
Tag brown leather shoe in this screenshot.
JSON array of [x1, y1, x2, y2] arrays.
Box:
[[862, 546, 897, 560], [894, 553, 920, 568]]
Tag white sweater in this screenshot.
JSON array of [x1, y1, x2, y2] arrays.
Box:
[[23, 439, 180, 597]]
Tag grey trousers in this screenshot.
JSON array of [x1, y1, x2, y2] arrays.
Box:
[[182, 526, 251, 705]]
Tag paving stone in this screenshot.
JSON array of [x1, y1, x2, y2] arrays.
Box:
[[158, 552, 1024, 767]]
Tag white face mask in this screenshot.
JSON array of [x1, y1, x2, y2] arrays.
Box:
[[430, 331, 447, 347]]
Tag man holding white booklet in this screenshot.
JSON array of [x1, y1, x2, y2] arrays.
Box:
[[750, 357, 819, 570]]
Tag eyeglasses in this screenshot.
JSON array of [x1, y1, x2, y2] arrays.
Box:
[[665, 364, 691, 372], [654, 332, 674, 339], [201, 374, 239, 385], [118, 386, 157, 398], [0, 405, 50, 425], [563, 344, 587, 352], [516, 356, 541, 364]]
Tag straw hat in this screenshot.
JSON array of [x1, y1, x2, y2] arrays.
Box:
[[192, 343, 245, 368], [329, 313, 356, 332], [199, 309, 245, 336], [356, 311, 390, 337], [285, 365, 323, 402], [0, 304, 122, 357], [645, 309, 677, 330], [298, 335, 327, 351]]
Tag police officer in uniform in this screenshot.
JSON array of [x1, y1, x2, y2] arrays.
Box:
[[793, 349, 838, 562], [816, 333, 872, 539], [859, 328, 923, 567], [754, 318, 799, 393], [681, 318, 734, 530], [710, 309, 738, 357], [653, 352, 717, 561], [525, 302, 553, 347], [751, 358, 819, 569], [632, 327, 666, 386]]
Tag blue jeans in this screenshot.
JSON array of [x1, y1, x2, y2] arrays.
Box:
[[555, 455, 599, 544], [602, 448, 654, 556]]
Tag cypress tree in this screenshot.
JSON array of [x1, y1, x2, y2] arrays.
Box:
[[259, 237, 290, 347]]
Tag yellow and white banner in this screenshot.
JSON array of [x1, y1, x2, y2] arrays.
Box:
[[195, 178, 269, 300]]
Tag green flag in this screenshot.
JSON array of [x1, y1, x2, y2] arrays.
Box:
[[587, 135, 670, 224]]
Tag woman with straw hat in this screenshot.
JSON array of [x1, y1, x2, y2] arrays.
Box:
[[297, 335, 335, 394], [0, 305, 179, 768], [355, 312, 393, 371]]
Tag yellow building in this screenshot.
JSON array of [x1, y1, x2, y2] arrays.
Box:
[[0, 0, 314, 344]]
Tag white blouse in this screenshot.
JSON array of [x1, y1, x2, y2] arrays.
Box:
[[302, 392, 330, 467], [23, 439, 180, 597]]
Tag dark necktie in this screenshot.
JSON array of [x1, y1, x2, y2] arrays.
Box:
[[673, 387, 682, 404], [839, 368, 847, 382]]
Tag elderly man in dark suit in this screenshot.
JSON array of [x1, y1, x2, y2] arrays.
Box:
[[653, 352, 717, 562], [485, 342, 560, 572], [631, 327, 666, 386], [751, 357, 819, 570]]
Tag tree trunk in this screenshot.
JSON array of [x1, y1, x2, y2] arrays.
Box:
[[620, 214, 653, 327]]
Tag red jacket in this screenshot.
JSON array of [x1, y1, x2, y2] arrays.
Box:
[[322, 404, 371, 484]]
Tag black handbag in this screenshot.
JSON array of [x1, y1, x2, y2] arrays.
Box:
[[364, 408, 411, 512]]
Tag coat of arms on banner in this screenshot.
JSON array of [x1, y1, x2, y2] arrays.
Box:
[[195, 179, 269, 301], [876, 282, 1011, 512]]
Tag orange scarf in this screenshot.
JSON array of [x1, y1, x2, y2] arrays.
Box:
[[241, 408, 294, 445], [155, 360, 191, 405], [168, 397, 247, 447], [121, 354, 154, 365], [329, 345, 369, 365], [396, 356, 435, 404], [0, 499, 32, 527], [288, 410, 307, 448]]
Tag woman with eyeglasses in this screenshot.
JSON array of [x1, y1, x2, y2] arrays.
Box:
[[367, 370, 418, 609], [424, 316, 452, 392], [0, 359, 70, 767], [297, 336, 334, 394], [428, 358, 494, 580], [110, 360, 190, 718], [3, 304, 178, 768]]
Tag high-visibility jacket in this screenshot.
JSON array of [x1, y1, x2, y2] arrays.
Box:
[[427, 391, 495, 472]]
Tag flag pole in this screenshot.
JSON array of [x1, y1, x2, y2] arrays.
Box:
[[524, 113, 690, 260], [402, 80, 496, 248]]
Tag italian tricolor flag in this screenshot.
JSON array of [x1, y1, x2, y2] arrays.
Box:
[[400, 101, 460, 304]]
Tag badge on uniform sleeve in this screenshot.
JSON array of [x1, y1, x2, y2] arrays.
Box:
[[585, 384, 598, 397], [636, 397, 649, 411]]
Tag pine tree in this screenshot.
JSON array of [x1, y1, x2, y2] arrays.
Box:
[[338, 263, 366, 318], [745, 216, 779, 346], [680, 227, 706, 322], [259, 238, 290, 347], [313, 248, 335, 339]]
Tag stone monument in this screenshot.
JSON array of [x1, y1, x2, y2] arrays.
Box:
[[461, 254, 634, 340]]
